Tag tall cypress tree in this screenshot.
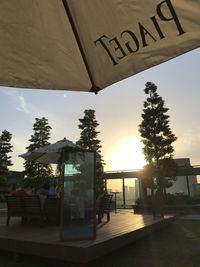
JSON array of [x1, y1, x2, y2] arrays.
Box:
[[139, 82, 177, 215], [77, 109, 104, 196], [24, 117, 53, 179], [0, 130, 13, 187]]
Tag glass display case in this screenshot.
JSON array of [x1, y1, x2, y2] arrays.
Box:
[[60, 150, 96, 241]]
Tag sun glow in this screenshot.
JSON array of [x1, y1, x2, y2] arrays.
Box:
[[110, 139, 146, 171]]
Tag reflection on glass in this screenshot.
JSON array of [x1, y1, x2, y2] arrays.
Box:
[[107, 178, 140, 208], [124, 178, 138, 206], [107, 179, 123, 207], [61, 150, 96, 241]]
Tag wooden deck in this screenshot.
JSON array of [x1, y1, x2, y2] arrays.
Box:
[[0, 211, 174, 264]]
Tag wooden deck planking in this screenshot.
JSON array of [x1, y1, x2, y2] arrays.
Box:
[[0, 211, 174, 263]]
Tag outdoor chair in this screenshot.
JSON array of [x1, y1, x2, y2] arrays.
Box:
[[43, 196, 61, 224], [23, 195, 44, 225], [96, 194, 113, 223], [6, 195, 25, 225]]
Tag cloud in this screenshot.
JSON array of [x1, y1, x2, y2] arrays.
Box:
[[1, 88, 30, 114], [16, 94, 29, 114]]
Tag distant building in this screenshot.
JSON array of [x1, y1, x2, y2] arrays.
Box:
[[103, 157, 200, 208], [107, 188, 113, 194], [166, 158, 197, 197]]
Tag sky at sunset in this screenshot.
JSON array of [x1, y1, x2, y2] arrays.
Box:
[[0, 48, 200, 172]]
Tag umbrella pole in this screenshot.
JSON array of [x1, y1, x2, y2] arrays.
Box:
[[61, 0, 100, 93]]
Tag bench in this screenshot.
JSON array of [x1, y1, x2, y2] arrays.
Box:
[[43, 195, 61, 224], [24, 195, 44, 224], [6, 195, 25, 225], [6, 195, 60, 225]]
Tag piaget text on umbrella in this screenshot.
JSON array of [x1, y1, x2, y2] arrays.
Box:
[[94, 0, 185, 66]]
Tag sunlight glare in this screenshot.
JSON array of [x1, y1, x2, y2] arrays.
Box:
[[110, 139, 146, 171]]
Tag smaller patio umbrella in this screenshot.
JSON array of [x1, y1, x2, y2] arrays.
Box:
[[19, 138, 83, 164]]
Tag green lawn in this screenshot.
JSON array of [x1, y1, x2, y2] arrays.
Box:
[[94, 219, 200, 267], [0, 219, 200, 267]]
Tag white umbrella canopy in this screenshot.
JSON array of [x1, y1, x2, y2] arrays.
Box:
[[0, 0, 199, 93], [19, 138, 83, 164]]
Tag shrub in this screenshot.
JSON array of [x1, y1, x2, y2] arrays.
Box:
[[135, 195, 152, 205], [136, 193, 200, 206]]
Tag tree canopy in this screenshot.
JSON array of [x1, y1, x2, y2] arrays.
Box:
[[24, 117, 53, 179], [139, 82, 178, 194], [0, 130, 13, 182], [77, 109, 104, 196]]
